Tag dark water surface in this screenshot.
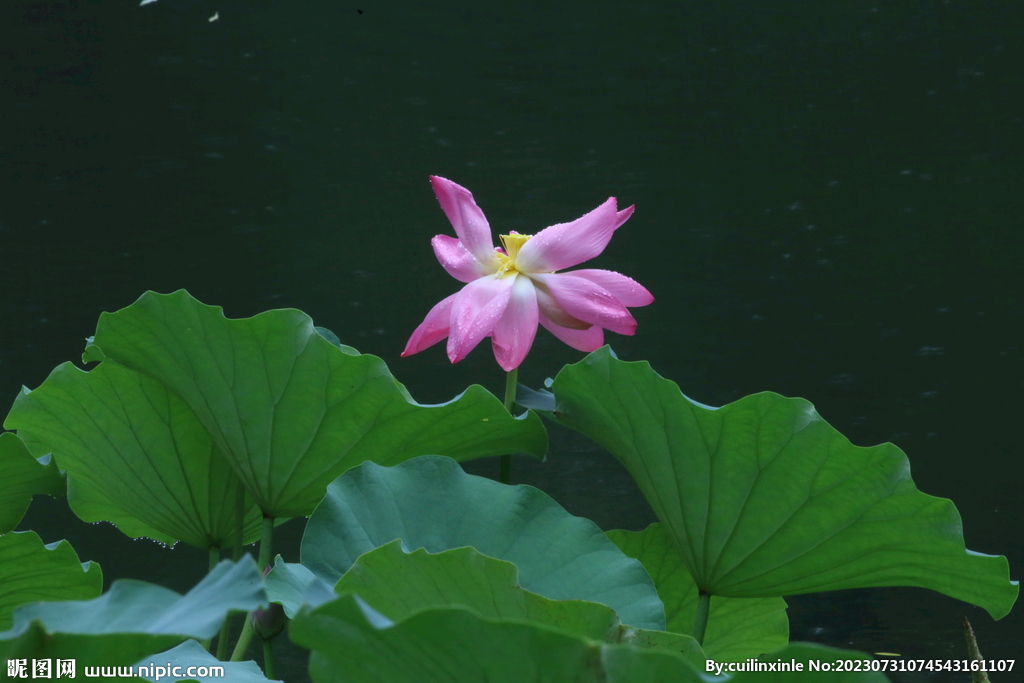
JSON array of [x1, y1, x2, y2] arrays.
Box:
[[3, 1, 1021, 681]]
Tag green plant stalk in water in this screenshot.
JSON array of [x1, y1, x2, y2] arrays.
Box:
[[199, 548, 220, 653], [263, 640, 276, 680], [217, 480, 249, 659], [963, 617, 990, 683], [691, 591, 710, 646], [500, 367, 519, 485], [230, 516, 275, 662]]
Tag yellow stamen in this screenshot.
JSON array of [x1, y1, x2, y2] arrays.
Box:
[[495, 232, 533, 277]]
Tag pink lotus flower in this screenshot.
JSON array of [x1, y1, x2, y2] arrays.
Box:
[[402, 176, 654, 371]]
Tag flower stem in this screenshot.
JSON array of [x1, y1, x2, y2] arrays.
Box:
[[691, 591, 710, 646], [230, 612, 255, 662], [499, 367, 519, 485], [230, 516, 274, 662], [263, 640, 276, 680]]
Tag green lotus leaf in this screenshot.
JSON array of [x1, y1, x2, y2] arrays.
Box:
[[291, 594, 890, 683], [335, 540, 621, 639], [0, 558, 263, 666], [0, 531, 101, 631], [4, 362, 262, 549], [137, 639, 282, 683], [291, 593, 701, 683], [82, 290, 547, 518], [335, 539, 700, 664], [0, 432, 64, 534], [608, 523, 788, 662], [313, 326, 359, 356], [301, 455, 664, 630], [543, 347, 1018, 619], [264, 557, 335, 619]]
